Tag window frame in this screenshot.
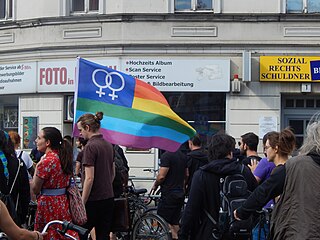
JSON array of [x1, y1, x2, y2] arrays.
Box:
[[71, 0, 100, 14], [174, 0, 215, 12], [0, 0, 12, 21]]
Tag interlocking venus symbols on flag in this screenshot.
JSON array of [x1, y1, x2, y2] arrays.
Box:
[[73, 58, 196, 152]]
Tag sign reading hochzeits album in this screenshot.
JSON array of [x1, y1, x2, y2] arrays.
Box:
[[122, 58, 230, 92], [0, 62, 37, 94]]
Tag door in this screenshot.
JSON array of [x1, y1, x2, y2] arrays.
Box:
[[282, 95, 320, 151]]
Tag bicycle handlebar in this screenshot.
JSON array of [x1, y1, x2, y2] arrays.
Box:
[[41, 220, 89, 239]]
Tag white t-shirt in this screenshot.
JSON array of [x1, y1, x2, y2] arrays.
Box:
[[15, 150, 33, 170]]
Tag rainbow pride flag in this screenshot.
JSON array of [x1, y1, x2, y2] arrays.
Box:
[[73, 58, 196, 152]]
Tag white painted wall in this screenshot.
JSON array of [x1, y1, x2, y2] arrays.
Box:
[[107, 0, 169, 13], [19, 94, 64, 138], [16, 1, 61, 20], [222, 0, 280, 13]]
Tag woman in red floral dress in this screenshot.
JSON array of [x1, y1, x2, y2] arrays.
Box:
[[32, 127, 79, 240]]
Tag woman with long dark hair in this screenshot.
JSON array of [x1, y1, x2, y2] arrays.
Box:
[[32, 127, 78, 239]]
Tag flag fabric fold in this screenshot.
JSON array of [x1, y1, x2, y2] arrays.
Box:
[[73, 58, 196, 152]]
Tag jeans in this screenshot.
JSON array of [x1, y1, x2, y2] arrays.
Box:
[[252, 222, 269, 240]]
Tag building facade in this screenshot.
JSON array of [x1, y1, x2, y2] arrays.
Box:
[[1, 0, 320, 186]]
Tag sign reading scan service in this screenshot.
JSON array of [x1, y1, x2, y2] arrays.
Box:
[[123, 58, 230, 92], [260, 56, 320, 82]]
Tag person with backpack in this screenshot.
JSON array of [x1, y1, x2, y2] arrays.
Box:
[[0, 130, 30, 227], [8, 131, 34, 177], [8, 130, 36, 203], [178, 133, 257, 240]]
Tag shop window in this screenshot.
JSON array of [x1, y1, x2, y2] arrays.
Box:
[[287, 0, 320, 13], [0, 0, 12, 20], [285, 99, 294, 108], [175, 0, 213, 11], [72, 0, 99, 13], [163, 92, 225, 147], [296, 99, 304, 108], [306, 99, 314, 108], [0, 96, 18, 132], [2, 106, 18, 129]]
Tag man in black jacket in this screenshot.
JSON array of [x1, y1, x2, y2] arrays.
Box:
[[178, 133, 257, 240], [185, 134, 208, 195]]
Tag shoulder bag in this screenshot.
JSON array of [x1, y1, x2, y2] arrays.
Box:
[[67, 177, 87, 225]]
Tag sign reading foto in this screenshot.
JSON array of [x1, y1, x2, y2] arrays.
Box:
[[260, 56, 320, 82]]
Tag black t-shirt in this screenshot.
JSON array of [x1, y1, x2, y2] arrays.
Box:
[[82, 134, 114, 201], [242, 155, 262, 166], [159, 150, 187, 194]]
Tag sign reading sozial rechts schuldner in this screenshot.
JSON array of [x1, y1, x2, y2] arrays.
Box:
[[260, 56, 320, 82]]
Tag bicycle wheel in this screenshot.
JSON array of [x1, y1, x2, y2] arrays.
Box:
[[132, 212, 172, 240], [131, 203, 148, 227]]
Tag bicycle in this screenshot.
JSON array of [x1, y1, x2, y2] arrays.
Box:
[[253, 207, 273, 240], [115, 178, 171, 240], [25, 200, 37, 230], [0, 220, 89, 240], [41, 220, 89, 240]]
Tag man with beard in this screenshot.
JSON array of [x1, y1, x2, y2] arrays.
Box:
[[239, 132, 261, 166]]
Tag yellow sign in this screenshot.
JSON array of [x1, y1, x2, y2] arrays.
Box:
[[260, 56, 320, 82]]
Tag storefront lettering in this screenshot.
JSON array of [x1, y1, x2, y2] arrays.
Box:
[[277, 57, 307, 64], [39, 67, 70, 86], [260, 56, 318, 81], [261, 73, 310, 80], [313, 67, 320, 74]]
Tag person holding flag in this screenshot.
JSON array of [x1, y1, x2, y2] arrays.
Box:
[[76, 112, 115, 240]]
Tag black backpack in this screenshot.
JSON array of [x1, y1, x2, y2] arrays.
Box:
[[112, 145, 129, 197], [219, 164, 253, 238], [0, 157, 21, 225]]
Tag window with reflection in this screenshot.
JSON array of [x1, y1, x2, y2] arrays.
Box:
[[163, 92, 226, 147], [72, 0, 99, 13], [0, 95, 18, 132], [287, 0, 320, 13], [308, 0, 320, 13], [175, 0, 213, 11], [0, 0, 12, 20]]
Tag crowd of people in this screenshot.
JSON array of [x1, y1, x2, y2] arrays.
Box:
[[153, 114, 320, 240], [0, 111, 320, 240]]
